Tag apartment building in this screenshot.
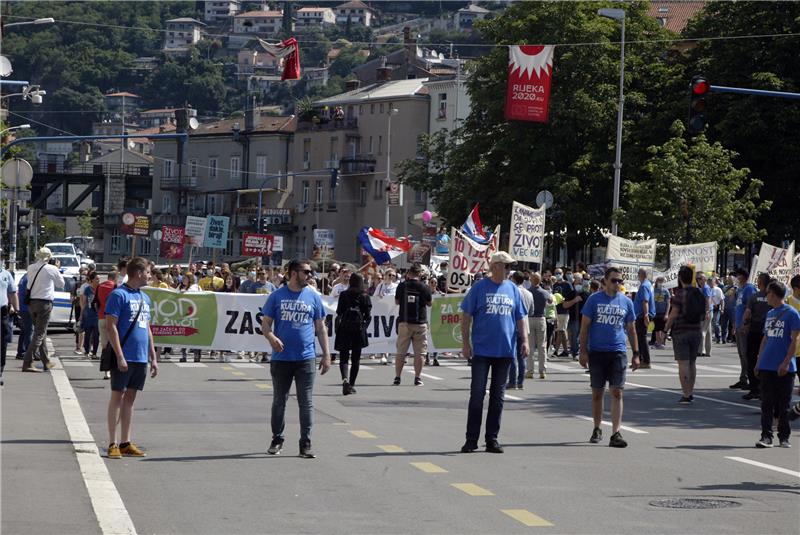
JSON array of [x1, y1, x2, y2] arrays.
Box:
[[203, 0, 241, 23], [296, 7, 336, 27], [163, 18, 206, 55], [335, 0, 378, 27], [229, 10, 286, 47]]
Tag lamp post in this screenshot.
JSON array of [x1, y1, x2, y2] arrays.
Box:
[[384, 107, 399, 229], [598, 7, 625, 236], [0, 124, 30, 136], [3, 17, 55, 29]]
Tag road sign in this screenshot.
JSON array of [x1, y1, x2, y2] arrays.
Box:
[[1, 158, 33, 188], [536, 189, 554, 209], [152, 229, 163, 242], [1, 188, 31, 201]]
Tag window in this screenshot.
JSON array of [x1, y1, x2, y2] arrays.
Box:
[[303, 138, 311, 164], [415, 189, 426, 205], [368, 136, 374, 154], [359, 181, 367, 206], [208, 195, 217, 214], [379, 103, 384, 114], [209, 158, 218, 178], [370, 103, 375, 114], [110, 228, 122, 254], [189, 159, 198, 177], [375, 179, 384, 199], [378, 135, 383, 155], [330, 137, 338, 162], [359, 105, 363, 114], [329, 183, 337, 209], [187, 196, 197, 214], [230, 156, 241, 180], [302, 180, 310, 204], [163, 194, 172, 213], [316, 180, 323, 205], [162, 159, 173, 177], [438, 93, 448, 119], [256, 155, 267, 179]]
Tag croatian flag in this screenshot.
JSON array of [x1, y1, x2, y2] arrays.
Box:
[[461, 204, 494, 245], [358, 227, 413, 265]]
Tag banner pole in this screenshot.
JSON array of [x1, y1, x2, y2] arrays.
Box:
[[131, 235, 137, 258], [187, 245, 194, 271]]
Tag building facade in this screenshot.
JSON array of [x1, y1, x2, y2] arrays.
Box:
[[335, 0, 378, 27], [296, 7, 336, 26], [203, 0, 241, 23], [163, 18, 206, 55]]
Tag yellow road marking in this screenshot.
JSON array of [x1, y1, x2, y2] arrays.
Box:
[[231, 371, 246, 376], [221, 366, 233, 370], [333, 422, 350, 426], [254, 383, 271, 389], [451, 483, 494, 496], [376, 445, 406, 453], [410, 462, 448, 473], [501, 509, 553, 527], [349, 430, 377, 439]]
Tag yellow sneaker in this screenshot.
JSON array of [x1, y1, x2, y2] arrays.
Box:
[[107, 443, 122, 459], [119, 442, 147, 457], [525, 371, 534, 379], [539, 373, 547, 379]]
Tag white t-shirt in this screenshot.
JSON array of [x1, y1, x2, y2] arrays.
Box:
[[26, 261, 65, 301], [375, 281, 399, 299], [331, 282, 349, 298], [711, 286, 725, 307]]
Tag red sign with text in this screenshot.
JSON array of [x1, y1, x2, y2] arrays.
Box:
[[505, 45, 554, 123], [159, 225, 185, 259], [242, 233, 275, 256]]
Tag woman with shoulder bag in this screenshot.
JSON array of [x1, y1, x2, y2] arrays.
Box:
[[335, 273, 372, 395]]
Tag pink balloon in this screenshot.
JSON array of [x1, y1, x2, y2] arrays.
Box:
[[422, 210, 432, 223]]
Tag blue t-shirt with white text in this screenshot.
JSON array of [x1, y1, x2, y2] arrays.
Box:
[[582, 291, 636, 353], [633, 279, 656, 319], [262, 285, 326, 361], [735, 283, 756, 328], [758, 304, 800, 372], [104, 285, 152, 363], [460, 278, 527, 358]]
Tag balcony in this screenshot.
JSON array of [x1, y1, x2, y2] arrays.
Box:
[[36, 161, 152, 177], [296, 117, 358, 132], [160, 176, 198, 190], [339, 155, 377, 175], [235, 207, 294, 231]]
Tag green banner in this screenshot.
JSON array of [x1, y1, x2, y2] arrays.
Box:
[[144, 288, 218, 347], [429, 295, 466, 351]]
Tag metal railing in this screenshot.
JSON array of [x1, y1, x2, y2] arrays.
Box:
[[160, 176, 198, 189], [36, 161, 153, 176], [339, 155, 377, 175], [297, 117, 358, 132]]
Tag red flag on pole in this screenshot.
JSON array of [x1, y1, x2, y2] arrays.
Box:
[[257, 37, 301, 81], [505, 45, 554, 123]]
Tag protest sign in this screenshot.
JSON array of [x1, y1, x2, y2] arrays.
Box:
[[670, 241, 718, 273], [509, 201, 545, 263], [121, 211, 151, 237], [242, 233, 276, 257], [312, 229, 335, 261], [408, 242, 432, 265], [184, 216, 207, 247], [605, 235, 657, 291], [159, 225, 185, 259], [448, 226, 499, 291], [754, 241, 795, 283], [203, 215, 230, 249]]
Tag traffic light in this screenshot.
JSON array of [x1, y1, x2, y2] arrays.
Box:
[[16, 206, 31, 233], [688, 75, 710, 134]]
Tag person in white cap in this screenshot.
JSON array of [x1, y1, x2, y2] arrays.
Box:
[[460, 251, 528, 454], [22, 247, 65, 372]]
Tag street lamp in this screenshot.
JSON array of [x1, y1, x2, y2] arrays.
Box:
[[3, 17, 55, 29], [1, 85, 46, 104], [384, 107, 399, 229], [598, 7, 625, 236], [0, 124, 31, 136]]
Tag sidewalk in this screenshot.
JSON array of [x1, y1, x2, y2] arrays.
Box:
[[1, 357, 102, 534]]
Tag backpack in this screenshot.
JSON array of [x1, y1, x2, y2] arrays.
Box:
[[340, 303, 364, 331], [682, 287, 706, 324]]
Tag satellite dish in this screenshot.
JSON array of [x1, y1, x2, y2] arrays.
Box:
[[188, 117, 200, 130], [0, 56, 12, 77]]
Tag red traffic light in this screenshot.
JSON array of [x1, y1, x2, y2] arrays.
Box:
[[692, 78, 709, 95]]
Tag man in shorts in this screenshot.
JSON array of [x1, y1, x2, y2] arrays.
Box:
[[665, 266, 703, 402], [579, 267, 639, 448], [393, 264, 432, 386], [105, 258, 157, 459]]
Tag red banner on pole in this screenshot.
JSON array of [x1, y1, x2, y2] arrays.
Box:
[[242, 233, 275, 257], [159, 225, 185, 259], [504, 45, 554, 123]]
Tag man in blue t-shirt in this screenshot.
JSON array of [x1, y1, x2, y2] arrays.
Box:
[[633, 269, 656, 368], [753, 280, 800, 448], [732, 268, 757, 389], [459, 251, 528, 454], [262, 259, 330, 458], [579, 267, 639, 448], [104, 257, 157, 460]]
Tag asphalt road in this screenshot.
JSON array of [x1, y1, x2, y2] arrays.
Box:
[[2, 333, 798, 534]]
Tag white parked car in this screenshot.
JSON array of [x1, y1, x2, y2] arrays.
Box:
[[14, 270, 75, 330], [52, 254, 82, 279], [44, 242, 78, 256]]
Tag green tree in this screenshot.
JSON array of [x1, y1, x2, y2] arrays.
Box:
[[40, 216, 66, 244], [683, 1, 800, 245], [616, 121, 768, 248], [397, 1, 682, 260], [77, 208, 95, 238]]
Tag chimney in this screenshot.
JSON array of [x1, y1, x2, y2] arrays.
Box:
[[376, 56, 392, 82], [346, 79, 361, 91], [245, 96, 258, 131]]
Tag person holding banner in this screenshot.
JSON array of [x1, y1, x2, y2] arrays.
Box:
[[579, 267, 640, 448], [262, 259, 331, 458], [335, 273, 372, 395], [460, 252, 528, 454], [633, 269, 656, 369]]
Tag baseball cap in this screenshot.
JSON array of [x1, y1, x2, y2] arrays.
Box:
[[489, 251, 515, 264]]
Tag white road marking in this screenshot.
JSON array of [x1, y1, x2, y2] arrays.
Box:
[[484, 389, 523, 401], [48, 351, 138, 535], [545, 362, 582, 372], [451, 366, 473, 372], [403, 369, 443, 381], [725, 456, 800, 478], [626, 381, 760, 412], [174, 362, 208, 368], [630, 374, 737, 378], [694, 364, 740, 373], [574, 415, 648, 434], [229, 362, 263, 369], [61, 361, 95, 367]]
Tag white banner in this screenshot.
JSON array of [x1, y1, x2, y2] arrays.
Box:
[[754, 241, 795, 283], [509, 200, 545, 263], [184, 216, 208, 247], [653, 265, 680, 290], [793, 253, 800, 278], [145, 288, 460, 354], [605, 235, 657, 291], [447, 226, 499, 291], [670, 241, 718, 273]]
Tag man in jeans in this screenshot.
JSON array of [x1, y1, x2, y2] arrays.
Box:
[[393, 263, 432, 386], [696, 273, 713, 356], [460, 251, 528, 454], [731, 268, 756, 390], [507, 271, 533, 389], [22, 248, 65, 372], [742, 273, 773, 401], [1, 263, 19, 385], [262, 259, 331, 458], [525, 272, 551, 380], [105, 258, 158, 459], [633, 268, 655, 369]]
